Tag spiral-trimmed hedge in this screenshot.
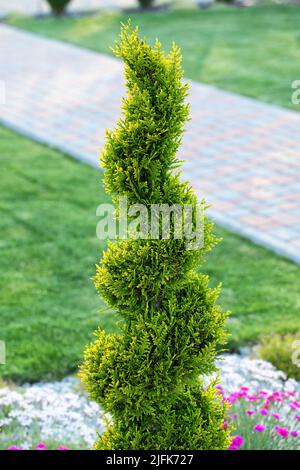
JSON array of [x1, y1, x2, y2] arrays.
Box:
[[80, 23, 230, 450]]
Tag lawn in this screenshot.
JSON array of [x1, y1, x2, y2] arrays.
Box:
[[6, 4, 300, 111], [1, 125, 300, 383], [0, 126, 113, 383]]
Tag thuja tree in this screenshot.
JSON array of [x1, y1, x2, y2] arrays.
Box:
[[81, 23, 230, 450]]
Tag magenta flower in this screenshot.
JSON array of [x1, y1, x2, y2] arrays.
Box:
[[295, 415, 300, 422], [36, 443, 47, 451], [6, 443, 69, 451], [289, 401, 300, 411], [228, 392, 239, 403], [275, 426, 289, 438], [265, 391, 284, 408], [290, 431, 298, 438], [222, 398, 231, 407], [248, 395, 258, 401], [229, 435, 244, 450], [233, 413, 238, 419], [260, 408, 268, 416], [246, 409, 256, 416], [272, 413, 281, 421], [254, 424, 265, 433], [232, 436, 244, 447]]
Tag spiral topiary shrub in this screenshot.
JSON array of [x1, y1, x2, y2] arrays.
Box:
[[80, 23, 230, 450]]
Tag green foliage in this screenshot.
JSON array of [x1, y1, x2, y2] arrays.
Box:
[[2, 125, 300, 384], [137, 0, 155, 8], [257, 332, 300, 380], [81, 23, 230, 450], [46, 0, 72, 15]]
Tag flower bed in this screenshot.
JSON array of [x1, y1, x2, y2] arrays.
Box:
[[7, 443, 69, 451], [1, 356, 299, 450], [221, 387, 300, 450]]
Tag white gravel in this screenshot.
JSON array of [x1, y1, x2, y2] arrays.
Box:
[[0, 377, 104, 449], [216, 354, 298, 393]]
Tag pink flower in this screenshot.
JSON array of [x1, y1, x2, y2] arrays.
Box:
[[272, 413, 281, 421], [221, 422, 228, 429], [6, 443, 69, 450], [289, 401, 300, 410], [233, 413, 238, 419], [275, 426, 289, 438], [36, 443, 47, 451], [228, 392, 239, 403], [295, 415, 300, 422], [260, 408, 268, 416], [254, 424, 265, 433], [232, 436, 244, 447], [246, 409, 256, 416], [248, 395, 258, 401], [259, 390, 268, 396], [290, 431, 298, 438], [222, 398, 231, 407], [229, 435, 244, 450], [265, 391, 284, 408], [273, 392, 283, 402]]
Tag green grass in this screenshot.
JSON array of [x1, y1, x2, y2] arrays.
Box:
[[0, 126, 113, 383], [1, 126, 300, 383], [6, 4, 300, 110]]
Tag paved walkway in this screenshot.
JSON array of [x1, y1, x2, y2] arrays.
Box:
[[1, 25, 300, 263], [0, 0, 135, 17]]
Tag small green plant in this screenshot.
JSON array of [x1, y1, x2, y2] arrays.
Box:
[[257, 332, 300, 380], [46, 0, 72, 15], [137, 0, 155, 8], [81, 23, 230, 450]]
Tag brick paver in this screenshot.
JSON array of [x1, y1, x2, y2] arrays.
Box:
[[1, 25, 300, 263]]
